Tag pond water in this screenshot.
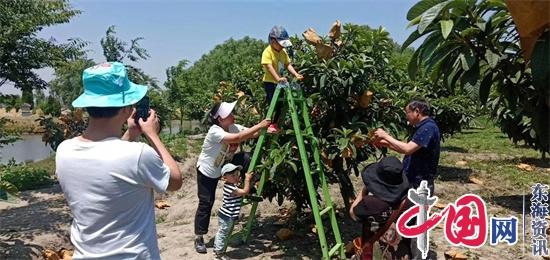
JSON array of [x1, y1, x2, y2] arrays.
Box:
[[0, 135, 53, 164], [0, 120, 203, 165]]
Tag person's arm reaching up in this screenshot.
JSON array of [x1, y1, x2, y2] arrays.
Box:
[[222, 119, 271, 144], [231, 172, 253, 196]]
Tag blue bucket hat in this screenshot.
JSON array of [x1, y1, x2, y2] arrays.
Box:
[[269, 26, 292, 48], [72, 62, 148, 108]]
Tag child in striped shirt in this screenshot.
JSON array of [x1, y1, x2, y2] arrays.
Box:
[[213, 163, 253, 259]]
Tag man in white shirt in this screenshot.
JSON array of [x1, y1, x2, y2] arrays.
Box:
[[56, 62, 182, 259]]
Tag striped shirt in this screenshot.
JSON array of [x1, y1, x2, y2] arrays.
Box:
[[218, 183, 242, 220]]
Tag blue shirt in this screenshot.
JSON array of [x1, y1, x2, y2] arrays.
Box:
[[403, 118, 440, 189]]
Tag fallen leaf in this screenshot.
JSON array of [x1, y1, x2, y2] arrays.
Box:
[[276, 228, 293, 241], [444, 249, 468, 260], [43, 249, 60, 260], [517, 163, 535, 171], [453, 252, 468, 260], [444, 249, 458, 259], [455, 160, 468, 166], [434, 202, 446, 209], [542, 255, 550, 260], [59, 248, 73, 260], [468, 177, 484, 185], [155, 200, 171, 209]]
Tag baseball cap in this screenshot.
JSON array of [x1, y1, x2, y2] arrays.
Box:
[[221, 163, 243, 176], [72, 62, 148, 108], [269, 26, 292, 48], [214, 101, 237, 119]]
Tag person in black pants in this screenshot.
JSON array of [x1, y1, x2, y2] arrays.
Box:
[[194, 101, 270, 254]]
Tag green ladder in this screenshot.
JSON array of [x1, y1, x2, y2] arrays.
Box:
[[238, 83, 345, 259]]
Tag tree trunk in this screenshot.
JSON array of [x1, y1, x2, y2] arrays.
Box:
[[334, 157, 356, 214], [179, 108, 184, 134]]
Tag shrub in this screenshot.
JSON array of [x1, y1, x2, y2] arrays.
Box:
[[0, 163, 53, 191]]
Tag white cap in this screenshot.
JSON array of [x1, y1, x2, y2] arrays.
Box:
[[214, 101, 237, 119], [221, 163, 242, 175], [278, 39, 292, 48]]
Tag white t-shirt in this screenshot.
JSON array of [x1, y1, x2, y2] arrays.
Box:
[[196, 124, 246, 178], [55, 137, 171, 260]]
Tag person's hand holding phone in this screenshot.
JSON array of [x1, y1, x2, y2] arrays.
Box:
[[124, 108, 142, 141], [139, 109, 160, 137]]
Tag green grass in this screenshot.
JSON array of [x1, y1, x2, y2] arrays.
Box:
[[27, 155, 56, 176], [438, 118, 548, 191], [159, 133, 189, 161]]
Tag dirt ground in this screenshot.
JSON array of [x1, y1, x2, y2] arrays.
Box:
[[0, 152, 548, 259]]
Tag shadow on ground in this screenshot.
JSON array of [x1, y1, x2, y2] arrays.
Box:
[[221, 211, 363, 259], [437, 165, 473, 182], [441, 146, 469, 153], [0, 185, 71, 259], [499, 157, 550, 169], [489, 194, 530, 215]]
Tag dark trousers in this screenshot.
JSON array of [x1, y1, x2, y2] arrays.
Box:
[[194, 169, 220, 235], [231, 152, 259, 191], [264, 82, 283, 123], [231, 152, 251, 176]]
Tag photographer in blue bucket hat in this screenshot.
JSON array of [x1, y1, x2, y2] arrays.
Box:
[[55, 62, 182, 259]]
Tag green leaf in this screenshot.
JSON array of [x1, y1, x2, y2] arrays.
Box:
[[475, 22, 486, 32], [460, 27, 482, 38], [440, 20, 454, 39], [0, 181, 19, 196], [402, 30, 422, 50], [320, 74, 327, 89], [461, 61, 480, 86], [425, 43, 460, 72], [407, 0, 444, 21], [420, 33, 442, 62], [408, 49, 421, 80], [459, 49, 476, 71], [511, 70, 521, 84], [479, 73, 493, 104], [418, 0, 453, 34], [286, 161, 298, 173], [531, 32, 549, 90], [407, 16, 422, 28], [484, 50, 500, 69]]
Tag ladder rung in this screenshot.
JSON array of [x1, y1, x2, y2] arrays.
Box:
[[328, 243, 343, 257], [319, 206, 332, 216]]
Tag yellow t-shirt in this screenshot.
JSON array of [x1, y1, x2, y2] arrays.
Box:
[[261, 45, 290, 83]]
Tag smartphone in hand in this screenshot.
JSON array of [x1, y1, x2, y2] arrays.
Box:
[[134, 96, 150, 125]]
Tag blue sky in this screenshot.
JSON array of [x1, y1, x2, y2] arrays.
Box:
[[3, 0, 419, 94]]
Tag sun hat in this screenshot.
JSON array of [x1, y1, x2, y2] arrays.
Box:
[[269, 26, 292, 48], [72, 62, 148, 108], [361, 156, 409, 203], [221, 163, 243, 176], [214, 101, 237, 119]]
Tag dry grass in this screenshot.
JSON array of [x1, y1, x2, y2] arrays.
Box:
[[0, 108, 44, 133]]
